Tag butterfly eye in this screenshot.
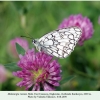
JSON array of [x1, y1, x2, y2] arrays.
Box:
[[32, 40, 36, 43]]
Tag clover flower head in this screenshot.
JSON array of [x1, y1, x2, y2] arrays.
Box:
[[13, 48, 61, 91], [59, 14, 94, 45], [0, 65, 7, 83]]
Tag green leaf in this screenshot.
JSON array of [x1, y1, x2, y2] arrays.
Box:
[[4, 62, 21, 71], [85, 67, 93, 76], [16, 43, 25, 55], [60, 75, 76, 85]]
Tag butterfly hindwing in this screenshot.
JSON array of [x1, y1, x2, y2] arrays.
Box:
[[38, 27, 82, 58]]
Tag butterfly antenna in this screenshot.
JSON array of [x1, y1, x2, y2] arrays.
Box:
[[21, 36, 33, 39], [21, 32, 34, 40], [26, 32, 34, 39]]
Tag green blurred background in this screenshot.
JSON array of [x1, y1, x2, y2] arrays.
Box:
[[0, 1, 100, 91]]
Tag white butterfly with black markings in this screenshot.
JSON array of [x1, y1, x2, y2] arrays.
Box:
[[31, 27, 82, 58]]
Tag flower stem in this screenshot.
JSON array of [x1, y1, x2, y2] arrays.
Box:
[[71, 67, 98, 80], [0, 83, 2, 91]]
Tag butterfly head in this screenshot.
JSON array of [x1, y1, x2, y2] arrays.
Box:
[[32, 39, 42, 51], [32, 39, 38, 45]]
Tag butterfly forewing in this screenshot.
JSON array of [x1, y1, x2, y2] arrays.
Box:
[[38, 27, 82, 58]]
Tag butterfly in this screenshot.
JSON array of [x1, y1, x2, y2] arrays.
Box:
[[31, 27, 82, 58]]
